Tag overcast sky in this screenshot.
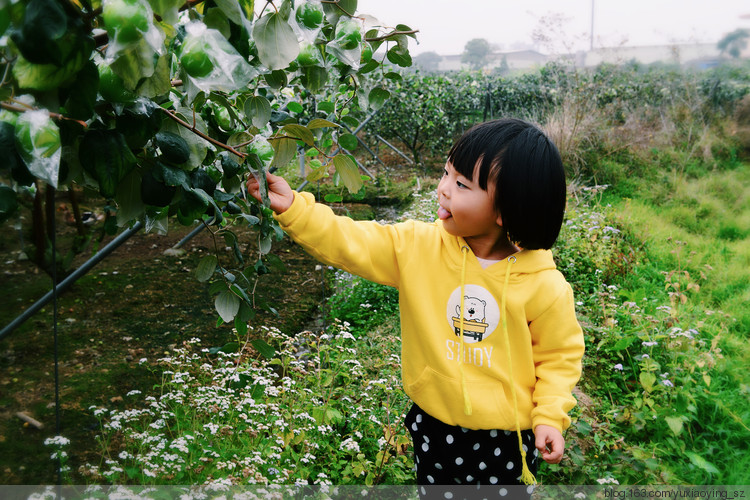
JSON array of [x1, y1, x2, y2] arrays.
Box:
[[356, 0, 750, 55]]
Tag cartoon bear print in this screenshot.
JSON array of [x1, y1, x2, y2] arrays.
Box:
[[455, 296, 486, 322]]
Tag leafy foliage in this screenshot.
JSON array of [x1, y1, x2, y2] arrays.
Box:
[[0, 0, 416, 322]]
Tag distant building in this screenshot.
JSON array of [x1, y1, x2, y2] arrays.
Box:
[[420, 42, 748, 73]]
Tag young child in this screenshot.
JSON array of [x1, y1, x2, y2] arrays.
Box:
[[246, 118, 585, 489]]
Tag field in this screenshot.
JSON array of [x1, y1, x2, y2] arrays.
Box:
[[1, 59, 750, 487]]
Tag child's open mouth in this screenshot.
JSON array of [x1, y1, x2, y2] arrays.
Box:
[[438, 206, 452, 220]]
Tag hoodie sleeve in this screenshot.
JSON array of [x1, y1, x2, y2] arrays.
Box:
[[528, 281, 585, 432], [273, 191, 407, 288]]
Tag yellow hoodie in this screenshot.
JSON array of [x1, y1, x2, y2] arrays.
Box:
[[275, 191, 584, 434]]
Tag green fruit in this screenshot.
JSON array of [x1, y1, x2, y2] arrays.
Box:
[[296, 42, 321, 67], [141, 169, 175, 207], [335, 19, 361, 50], [14, 111, 60, 160], [181, 45, 213, 78], [295, 2, 324, 30], [248, 137, 274, 166], [102, 0, 149, 44], [360, 43, 373, 64], [98, 64, 137, 103], [155, 131, 190, 164]]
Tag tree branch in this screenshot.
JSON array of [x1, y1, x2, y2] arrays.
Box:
[[1, 101, 88, 128], [159, 107, 247, 159]]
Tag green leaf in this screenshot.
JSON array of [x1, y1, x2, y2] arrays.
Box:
[[215, 289, 240, 322], [244, 95, 272, 129], [664, 416, 683, 436], [79, 129, 135, 198], [282, 124, 314, 146], [639, 371, 656, 393], [338, 133, 358, 151], [286, 101, 304, 114], [0, 186, 18, 224], [110, 39, 162, 91], [269, 136, 297, 168], [195, 255, 218, 282], [301, 65, 327, 92], [114, 169, 145, 226], [324, 193, 342, 203], [156, 131, 191, 164], [368, 87, 390, 110], [685, 451, 719, 474], [251, 339, 276, 359], [12, 45, 90, 91], [306, 163, 329, 183], [307, 118, 339, 129], [332, 153, 362, 193], [208, 341, 240, 354], [214, 0, 244, 23], [386, 45, 411, 67], [317, 101, 335, 113], [253, 12, 299, 70]]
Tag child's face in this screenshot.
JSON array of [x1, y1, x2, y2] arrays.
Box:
[[437, 161, 503, 242]]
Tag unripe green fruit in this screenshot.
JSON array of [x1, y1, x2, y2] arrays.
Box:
[[248, 137, 274, 166], [14, 112, 60, 160], [181, 48, 213, 78], [361, 43, 373, 63], [335, 19, 361, 50], [98, 64, 137, 103], [295, 2, 324, 30], [102, 0, 149, 44], [296, 42, 321, 67]]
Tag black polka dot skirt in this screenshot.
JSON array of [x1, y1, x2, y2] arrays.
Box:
[[405, 403, 538, 490]]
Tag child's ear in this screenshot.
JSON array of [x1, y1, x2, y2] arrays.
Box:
[[496, 213, 503, 227]]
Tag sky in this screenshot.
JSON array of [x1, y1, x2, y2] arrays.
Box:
[[355, 0, 750, 56]]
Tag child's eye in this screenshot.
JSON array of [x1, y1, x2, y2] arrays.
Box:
[[457, 180, 467, 189]]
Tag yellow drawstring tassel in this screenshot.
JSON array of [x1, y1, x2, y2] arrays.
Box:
[[501, 255, 537, 486], [458, 246, 472, 415]]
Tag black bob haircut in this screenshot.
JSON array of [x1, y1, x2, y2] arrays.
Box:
[[447, 118, 566, 250]]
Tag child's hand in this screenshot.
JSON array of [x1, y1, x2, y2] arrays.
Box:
[[534, 424, 565, 464], [246, 171, 294, 214]]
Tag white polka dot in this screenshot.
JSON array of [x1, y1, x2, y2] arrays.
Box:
[[478, 461, 487, 470], [494, 447, 501, 456], [420, 487, 426, 496], [533, 449, 539, 457], [422, 442, 429, 452], [506, 461, 514, 470], [527, 486, 535, 494], [490, 476, 498, 484], [461, 427, 469, 433], [466, 474, 474, 482], [427, 475, 435, 484], [423, 435, 430, 443], [499, 488, 508, 496], [523, 444, 528, 452], [444, 493, 453, 499], [473, 442, 480, 451], [435, 462, 443, 470], [489, 429, 498, 438], [416, 413, 423, 423], [446, 434, 454, 444], [504, 430, 512, 436], [455, 457, 463, 465], [411, 423, 418, 431]]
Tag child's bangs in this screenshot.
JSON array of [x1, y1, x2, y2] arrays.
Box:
[[447, 135, 498, 191]]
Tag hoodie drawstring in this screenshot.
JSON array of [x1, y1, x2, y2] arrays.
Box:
[[457, 248, 536, 486], [501, 255, 537, 485], [458, 246, 472, 415]]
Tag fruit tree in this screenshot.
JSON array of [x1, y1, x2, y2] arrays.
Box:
[[0, 0, 416, 330]]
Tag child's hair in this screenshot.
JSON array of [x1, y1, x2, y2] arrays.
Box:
[[447, 118, 566, 250]]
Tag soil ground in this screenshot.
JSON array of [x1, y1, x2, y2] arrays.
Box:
[[0, 215, 329, 484]]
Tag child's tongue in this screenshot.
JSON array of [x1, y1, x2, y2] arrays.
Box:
[[438, 206, 451, 220]]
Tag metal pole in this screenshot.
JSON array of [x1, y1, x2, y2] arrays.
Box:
[[375, 135, 414, 164], [0, 221, 144, 341]]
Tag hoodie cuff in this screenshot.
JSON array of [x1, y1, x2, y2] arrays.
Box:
[[273, 191, 314, 227], [532, 416, 566, 434]]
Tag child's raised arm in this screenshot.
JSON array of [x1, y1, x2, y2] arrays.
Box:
[[246, 171, 294, 214]]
